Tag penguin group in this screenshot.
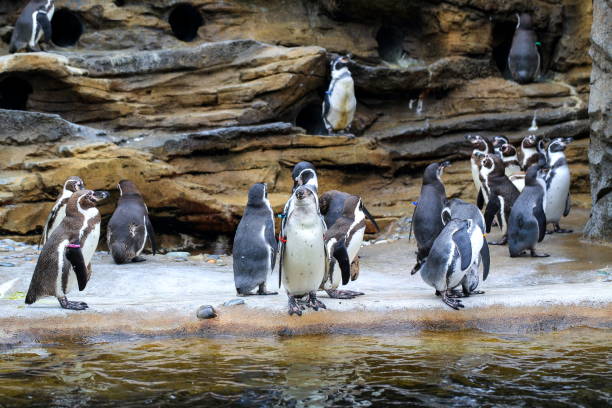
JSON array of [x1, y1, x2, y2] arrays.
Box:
[[25, 178, 156, 310]]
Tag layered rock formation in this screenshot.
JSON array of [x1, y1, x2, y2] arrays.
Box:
[[0, 0, 596, 248]]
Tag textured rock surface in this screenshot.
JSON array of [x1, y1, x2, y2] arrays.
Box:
[[0, 0, 595, 245], [584, 0, 612, 242]]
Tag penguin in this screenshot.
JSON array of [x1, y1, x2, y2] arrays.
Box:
[[414, 218, 490, 310], [519, 134, 546, 171], [508, 13, 540, 84], [465, 134, 494, 209], [232, 183, 278, 296], [441, 198, 490, 296], [9, 0, 54, 53], [508, 165, 549, 257], [500, 143, 525, 191], [411, 161, 450, 273], [40, 176, 85, 247], [480, 154, 520, 245], [25, 189, 109, 310], [322, 55, 356, 135], [107, 180, 157, 264], [279, 185, 328, 316], [544, 137, 573, 233], [291, 161, 318, 192], [492, 135, 509, 156]]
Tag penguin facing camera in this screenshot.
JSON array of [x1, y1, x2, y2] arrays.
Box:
[[508, 165, 549, 257], [544, 137, 573, 233], [279, 184, 328, 316], [26, 189, 109, 310], [107, 180, 157, 264], [322, 55, 357, 136], [9, 0, 55, 53], [411, 161, 450, 273], [233, 183, 278, 296], [465, 134, 494, 209], [40, 176, 84, 248], [508, 13, 540, 84], [519, 134, 546, 171]]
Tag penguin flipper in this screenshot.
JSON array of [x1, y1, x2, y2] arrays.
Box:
[[480, 236, 490, 281], [452, 227, 473, 272], [37, 12, 52, 43], [533, 196, 547, 243], [332, 242, 351, 285], [66, 245, 88, 291], [477, 188, 484, 210], [564, 193, 571, 217], [361, 203, 380, 233], [145, 216, 157, 255], [265, 212, 277, 270], [484, 195, 500, 234]]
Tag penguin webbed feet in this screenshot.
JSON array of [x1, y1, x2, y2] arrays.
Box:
[[549, 224, 573, 234], [306, 291, 326, 311], [257, 283, 278, 296], [288, 296, 304, 316], [441, 292, 464, 310], [58, 297, 88, 311], [488, 236, 508, 245], [325, 289, 364, 299], [131, 256, 147, 262], [530, 249, 550, 258]]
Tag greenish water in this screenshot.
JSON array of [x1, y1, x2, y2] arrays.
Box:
[[1, 328, 610, 407]]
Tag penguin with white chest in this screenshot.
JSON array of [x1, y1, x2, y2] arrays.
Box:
[[107, 180, 157, 264], [508, 13, 540, 84], [40, 176, 84, 247], [322, 55, 356, 136], [9, 0, 54, 53], [279, 185, 328, 316], [465, 134, 494, 209], [25, 189, 109, 310], [508, 165, 549, 257], [232, 183, 278, 296], [414, 218, 490, 310], [519, 134, 546, 171], [544, 137, 573, 233], [500, 143, 526, 191]]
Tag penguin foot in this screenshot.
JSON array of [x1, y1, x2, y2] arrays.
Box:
[[554, 225, 573, 234], [131, 256, 146, 262], [257, 284, 278, 296], [469, 290, 485, 295], [441, 293, 464, 310], [447, 289, 468, 298], [530, 250, 550, 258], [58, 297, 88, 311], [287, 296, 303, 316], [489, 237, 508, 245], [325, 289, 364, 299], [306, 292, 326, 311]]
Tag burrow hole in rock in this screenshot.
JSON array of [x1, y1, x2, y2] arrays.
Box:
[[169, 3, 204, 42], [376, 25, 405, 64], [295, 102, 328, 135], [492, 19, 517, 76], [113, 0, 126, 6], [51, 9, 83, 47], [0, 76, 33, 110]]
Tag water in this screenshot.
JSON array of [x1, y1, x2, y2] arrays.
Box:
[[1, 328, 610, 407]]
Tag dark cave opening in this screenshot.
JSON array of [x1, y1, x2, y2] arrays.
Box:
[[113, 0, 125, 6], [492, 20, 517, 76], [169, 3, 203, 42], [295, 103, 327, 135], [51, 9, 83, 47], [376, 25, 405, 63], [0, 76, 33, 110]]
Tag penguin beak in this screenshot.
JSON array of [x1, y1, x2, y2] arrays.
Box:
[[92, 190, 110, 202], [564, 137, 574, 144]]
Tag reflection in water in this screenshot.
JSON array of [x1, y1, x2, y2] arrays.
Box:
[[1, 328, 611, 407]]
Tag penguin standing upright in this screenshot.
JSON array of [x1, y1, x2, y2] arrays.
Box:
[[107, 180, 157, 264], [411, 161, 450, 272], [544, 137, 573, 233], [508, 165, 549, 257], [279, 185, 328, 316], [9, 0, 55, 53], [465, 134, 494, 209], [492, 135, 509, 156], [414, 218, 490, 310], [519, 134, 546, 171], [232, 183, 278, 296], [500, 143, 522, 177], [508, 13, 540, 84], [25, 189, 109, 310], [322, 55, 356, 135], [480, 154, 520, 245], [40, 176, 84, 247]]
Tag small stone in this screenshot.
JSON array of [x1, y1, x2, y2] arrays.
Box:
[[223, 298, 245, 307], [166, 251, 190, 258], [188, 254, 205, 262], [196, 305, 217, 319], [0, 262, 16, 267], [206, 259, 216, 263]]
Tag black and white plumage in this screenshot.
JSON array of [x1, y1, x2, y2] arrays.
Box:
[[291, 161, 318, 192], [465, 134, 494, 209], [518, 134, 546, 171], [107, 180, 157, 264], [415, 218, 490, 310], [40, 176, 84, 247], [9, 0, 54, 53], [492, 135, 509, 156], [411, 161, 450, 273], [508, 13, 540, 84], [322, 55, 356, 135], [26, 189, 108, 310], [500, 143, 525, 192], [232, 183, 278, 296], [544, 137, 573, 233], [508, 165, 549, 257]]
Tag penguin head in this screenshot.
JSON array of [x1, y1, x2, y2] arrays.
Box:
[[331, 55, 351, 73], [492, 135, 509, 149], [500, 143, 518, 158], [342, 195, 361, 218], [547, 137, 572, 153], [292, 161, 317, 191], [247, 182, 268, 207], [522, 134, 539, 149], [524, 164, 546, 186], [64, 176, 85, 193], [67, 189, 109, 215], [294, 185, 317, 206], [517, 13, 534, 30], [423, 161, 450, 184], [441, 207, 452, 225], [117, 180, 142, 197], [465, 134, 490, 153], [481, 154, 504, 177]]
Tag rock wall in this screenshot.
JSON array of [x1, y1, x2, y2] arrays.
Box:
[[0, 0, 595, 248], [584, 0, 611, 242]]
